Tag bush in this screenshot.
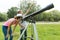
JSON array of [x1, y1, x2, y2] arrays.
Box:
[[0, 13, 8, 21], [34, 10, 60, 22]]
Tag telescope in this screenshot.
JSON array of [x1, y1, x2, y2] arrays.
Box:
[[23, 3, 54, 20], [18, 3, 54, 40]]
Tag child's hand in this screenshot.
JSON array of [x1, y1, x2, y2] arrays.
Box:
[[6, 34, 9, 38], [11, 33, 14, 36], [11, 32, 19, 36]]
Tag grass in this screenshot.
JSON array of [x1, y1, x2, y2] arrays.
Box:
[[0, 22, 60, 40]]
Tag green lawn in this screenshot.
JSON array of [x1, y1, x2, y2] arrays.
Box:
[[0, 22, 60, 40]]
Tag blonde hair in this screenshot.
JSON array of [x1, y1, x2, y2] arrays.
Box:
[[14, 16, 22, 19], [14, 16, 17, 19], [17, 10, 22, 13]]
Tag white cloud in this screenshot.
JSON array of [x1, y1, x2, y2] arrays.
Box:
[[0, 0, 60, 12], [35, 0, 60, 11], [0, 0, 20, 12]]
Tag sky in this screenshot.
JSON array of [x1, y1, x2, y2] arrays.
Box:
[[0, 0, 60, 12]]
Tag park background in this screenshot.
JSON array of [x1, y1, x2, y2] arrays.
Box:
[[0, 0, 60, 40]]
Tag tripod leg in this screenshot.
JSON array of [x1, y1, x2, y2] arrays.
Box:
[[20, 29, 24, 40], [31, 34, 34, 40], [24, 30, 27, 40], [20, 29, 27, 40], [32, 23, 38, 40], [18, 22, 29, 40], [18, 26, 28, 40], [31, 23, 34, 40]]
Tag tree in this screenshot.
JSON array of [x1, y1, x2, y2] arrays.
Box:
[[48, 10, 60, 21], [19, 0, 41, 21], [7, 7, 18, 18], [0, 13, 8, 21], [19, 0, 40, 14]]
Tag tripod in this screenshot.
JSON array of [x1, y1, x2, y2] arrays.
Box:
[[18, 17, 38, 40], [17, 3, 54, 40]]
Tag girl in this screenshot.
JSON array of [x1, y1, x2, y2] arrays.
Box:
[[17, 3, 34, 40], [17, 11, 28, 40], [2, 16, 22, 40]]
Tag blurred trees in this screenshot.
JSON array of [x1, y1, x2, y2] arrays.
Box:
[[7, 7, 18, 18], [19, 0, 40, 14], [35, 10, 60, 22], [0, 13, 8, 21], [19, 0, 60, 22], [19, 0, 41, 21], [0, 0, 60, 22]]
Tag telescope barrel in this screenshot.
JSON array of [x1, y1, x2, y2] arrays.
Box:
[[23, 3, 54, 20]]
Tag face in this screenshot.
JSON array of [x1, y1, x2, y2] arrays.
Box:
[[18, 10, 23, 14], [17, 17, 22, 21]]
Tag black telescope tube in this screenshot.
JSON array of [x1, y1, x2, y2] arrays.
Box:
[[23, 3, 54, 20]]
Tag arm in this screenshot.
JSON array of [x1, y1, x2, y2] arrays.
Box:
[[24, 3, 34, 16], [6, 22, 13, 38], [7, 26, 10, 35], [12, 21, 18, 33], [19, 22, 25, 29]]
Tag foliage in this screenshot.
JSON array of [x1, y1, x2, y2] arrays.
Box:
[[7, 7, 18, 18], [19, 0, 40, 14], [34, 10, 60, 21], [0, 13, 8, 21], [1, 0, 60, 22]]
